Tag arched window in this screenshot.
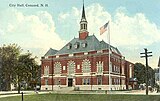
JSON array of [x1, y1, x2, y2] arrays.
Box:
[[44, 66, 49, 76], [96, 61, 103, 73], [54, 62, 61, 74], [82, 59, 91, 73], [67, 60, 75, 75]]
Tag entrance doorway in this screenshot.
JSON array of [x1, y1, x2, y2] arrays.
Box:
[[68, 78, 73, 87]]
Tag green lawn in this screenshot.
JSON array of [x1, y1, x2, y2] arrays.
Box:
[[0, 94, 160, 101]]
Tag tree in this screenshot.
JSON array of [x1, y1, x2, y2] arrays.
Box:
[[13, 52, 40, 93], [134, 63, 155, 87], [17, 53, 40, 90], [0, 44, 21, 91], [0, 44, 40, 93]]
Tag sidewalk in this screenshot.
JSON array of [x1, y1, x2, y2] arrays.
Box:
[[0, 91, 49, 98], [1, 90, 160, 98]]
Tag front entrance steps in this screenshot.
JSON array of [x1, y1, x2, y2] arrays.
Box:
[[53, 87, 74, 93]]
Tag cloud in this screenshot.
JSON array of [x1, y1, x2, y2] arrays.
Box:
[[1, 3, 160, 68], [59, 12, 69, 20], [0, 28, 4, 36], [58, 3, 160, 68], [0, 8, 66, 60], [111, 8, 160, 47], [58, 3, 160, 47]]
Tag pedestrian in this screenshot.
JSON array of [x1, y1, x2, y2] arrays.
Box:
[[157, 85, 159, 93]]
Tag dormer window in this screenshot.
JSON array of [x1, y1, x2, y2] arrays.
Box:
[[74, 42, 80, 49], [82, 42, 87, 48], [67, 43, 72, 49]]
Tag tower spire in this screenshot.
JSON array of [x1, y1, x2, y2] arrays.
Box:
[[82, 0, 86, 20], [79, 0, 88, 40]]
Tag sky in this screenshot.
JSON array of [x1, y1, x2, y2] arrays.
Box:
[[0, 0, 160, 68]]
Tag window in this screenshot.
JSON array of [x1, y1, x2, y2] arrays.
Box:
[[74, 42, 80, 49], [44, 66, 49, 76], [83, 78, 86, 85], [87, 79, 90, 85], [54, 78, 60, 85], [77, 65, 80, 69], [129, 64, 132, 78], [67, 43, 72, 49], [83, 78, 90, 85], [82, 59, 91, 73], [82, 42, 87, 48], [114, 78, 116, 85], [81, 24, 83, 29], [113, 65, 116, 72], [67, 60, 75, 75], [96, 61, 103, 73], [82, 24, 84, 29], [116, 79, 119, 85], [54, 62, 61, 74], [122, 66, 124, 74], [117, 67, 119, 72], [122, 79, 125, 85], [97, 76, 102, 85], [116, 66, 118, 72], [45, 79, 48, 85], [110, 62, 112, 72], [63, 66, 66, 70]]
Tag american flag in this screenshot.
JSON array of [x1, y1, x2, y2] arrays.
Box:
[[100, 21, 109, 35]]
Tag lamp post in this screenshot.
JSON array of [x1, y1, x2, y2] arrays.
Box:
[[140, 48, 152, 95]]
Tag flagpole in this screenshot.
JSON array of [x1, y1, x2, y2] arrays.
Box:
[[100, 21, 111, 91], [108, 21, 111, 91]]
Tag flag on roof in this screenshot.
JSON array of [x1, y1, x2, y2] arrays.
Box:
[[100, 21, 109, 35]]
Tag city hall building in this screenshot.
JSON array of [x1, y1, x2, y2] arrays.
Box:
[[41, 4, 135, 90]]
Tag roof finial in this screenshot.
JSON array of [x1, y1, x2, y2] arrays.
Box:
[[83, 0, 84, 6]]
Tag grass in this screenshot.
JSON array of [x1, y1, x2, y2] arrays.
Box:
[[0, 94, 160, 101]]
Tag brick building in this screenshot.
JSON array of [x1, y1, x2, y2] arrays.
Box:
[[41, 4, 134, 90]]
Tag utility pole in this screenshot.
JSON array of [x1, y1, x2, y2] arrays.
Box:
[[140, 48, 152, 95], [52, 58, 53, 91], [158, 57, 160, 90], [0, 57, 2, 91]]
